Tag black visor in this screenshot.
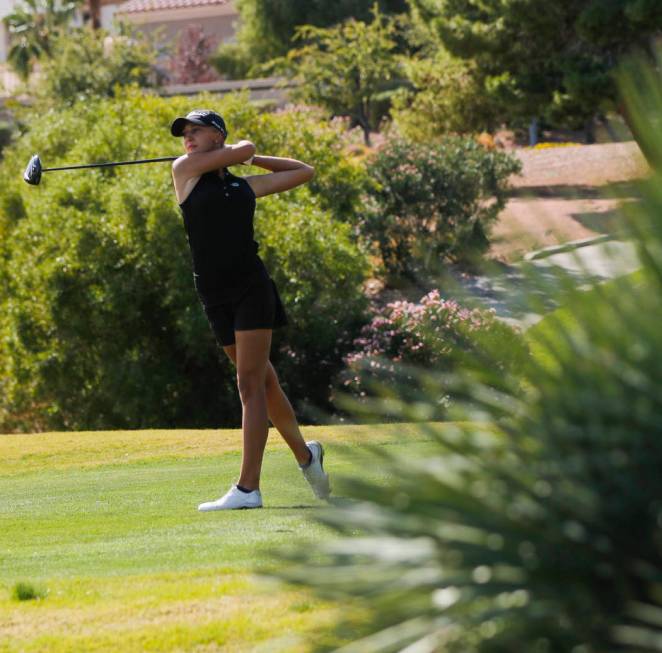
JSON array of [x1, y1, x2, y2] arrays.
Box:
[[171, 109, 228, 138]]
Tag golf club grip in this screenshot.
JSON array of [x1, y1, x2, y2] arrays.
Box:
[[43, 156, 178, 172]]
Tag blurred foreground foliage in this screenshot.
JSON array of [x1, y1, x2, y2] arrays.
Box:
[[268, 51, 662, 652], [0, 87, 368, 431]]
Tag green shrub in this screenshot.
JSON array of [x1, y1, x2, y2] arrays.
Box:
[[0, 87, 368, 431], [267, 51, 662, 653], [361, 136, 521, 278]]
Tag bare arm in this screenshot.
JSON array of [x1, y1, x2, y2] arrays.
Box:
[[244, 155, 314, 198], [172, 140, 256, 180]]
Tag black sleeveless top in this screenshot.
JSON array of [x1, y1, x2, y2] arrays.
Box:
[[178, 168, 268, 306]]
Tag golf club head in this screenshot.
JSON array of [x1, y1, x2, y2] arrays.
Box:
[[23, 154, 42, 185]]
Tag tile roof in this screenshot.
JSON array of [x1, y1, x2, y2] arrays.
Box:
[[116, 0, 232, 13]]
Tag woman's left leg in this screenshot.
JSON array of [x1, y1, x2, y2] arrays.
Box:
[[234, 328, 272, 491], [223, 343, 311, 466]]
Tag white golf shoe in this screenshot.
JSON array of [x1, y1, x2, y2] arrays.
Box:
[[300, 440, 331, 500], [198, 484, 263, 511]]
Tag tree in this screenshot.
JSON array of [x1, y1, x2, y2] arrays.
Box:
[[389, 10, 504, 138], [84, 0, 101, 29], [407, 0, 662, 144], [271, 6, 405, 145], [167, 24, 220, 84], [211, 0, 408, 79], [2, 0, 82, 81], [391, 46, 501, 139]]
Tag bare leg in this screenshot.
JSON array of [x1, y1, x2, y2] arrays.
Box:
[[224, 344, 311, 467], [234, 330, 271, 491], [264, 363, 311, 465]]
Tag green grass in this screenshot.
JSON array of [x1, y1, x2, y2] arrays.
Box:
[[0, 423, 442, 652]]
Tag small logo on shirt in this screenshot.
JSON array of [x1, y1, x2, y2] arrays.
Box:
[[231, 182, 240, 187]]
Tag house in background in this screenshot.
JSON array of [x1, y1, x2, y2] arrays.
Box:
[[115, 0, 238, 83], [0, 0, 132, 92], [0, 0, 237, 54], [0, 0, 127, 64], [0, 0, 239, 93], [0, 0, 288, 104], [114, 0, 238, 53], [0, 0, 15, 91], [104, 0, 290, 101]]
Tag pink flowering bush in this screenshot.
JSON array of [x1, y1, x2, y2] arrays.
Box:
[[168, 25, 221, 84], [342, 289, 526, 404], [361, 136, 522, 277]]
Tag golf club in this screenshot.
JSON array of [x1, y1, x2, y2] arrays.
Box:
[[23, 154, 178, 185]]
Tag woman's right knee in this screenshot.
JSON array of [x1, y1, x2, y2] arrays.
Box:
[[236, 369, 266, 404]]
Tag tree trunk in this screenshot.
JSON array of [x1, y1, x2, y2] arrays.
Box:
[[357, 106, 372, 147], [87, 0, 101, 29], [584, 117, 595, 144], [528, 118, 539, 146]]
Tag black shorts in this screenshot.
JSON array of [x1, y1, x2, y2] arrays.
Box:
[[202, 277, 288, 347]]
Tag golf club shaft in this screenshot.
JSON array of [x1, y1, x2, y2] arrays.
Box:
[[43, 156, 178, 172]]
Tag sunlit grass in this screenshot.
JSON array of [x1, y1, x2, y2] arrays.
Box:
[[0, 423, 445, 652], [0, 422, 432, 476]]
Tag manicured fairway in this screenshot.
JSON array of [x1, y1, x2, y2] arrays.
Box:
[[0, 423, 440, 652]]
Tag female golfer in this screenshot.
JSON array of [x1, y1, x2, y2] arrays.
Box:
[[170, 109, 330, 510]]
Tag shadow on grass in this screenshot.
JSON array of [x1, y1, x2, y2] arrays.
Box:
[[266, 505, 320, 510], [507, 180, 643, 200], [571, 204, 640, 234]]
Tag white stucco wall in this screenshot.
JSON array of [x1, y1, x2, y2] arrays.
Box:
[[101, 3, 123, 31], [0, 0, 15, 62]]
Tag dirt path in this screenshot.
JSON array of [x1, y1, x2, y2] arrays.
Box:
[[490, 142, 648, 261]]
